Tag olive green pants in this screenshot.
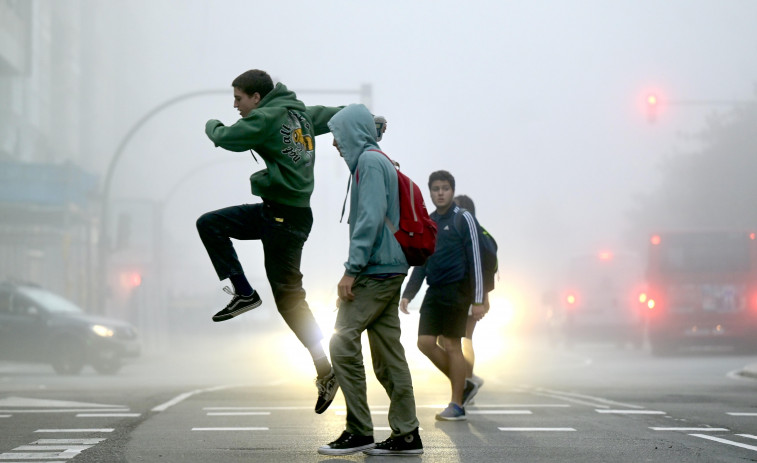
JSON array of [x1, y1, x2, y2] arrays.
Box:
[[329, 274, 419, 437]]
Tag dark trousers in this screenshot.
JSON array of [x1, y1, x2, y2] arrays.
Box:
[[196, 201, 322, 348]]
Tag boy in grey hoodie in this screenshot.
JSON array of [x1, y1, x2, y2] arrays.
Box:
[[317, 104, 423, 457]]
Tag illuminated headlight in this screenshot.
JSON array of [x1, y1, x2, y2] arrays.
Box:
[[91, 324, 115, 337]]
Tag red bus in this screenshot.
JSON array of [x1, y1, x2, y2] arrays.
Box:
[[644, 230, 757, 354]]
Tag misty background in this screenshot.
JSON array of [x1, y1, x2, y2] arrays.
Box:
[[2, 0, 757, 352]]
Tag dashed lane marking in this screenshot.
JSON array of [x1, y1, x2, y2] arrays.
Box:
[[467, 410, 532, 415], [191, 427, 269, 431], [75, 413, 141, 417], [738, 434, 757, 440], [650, 427, 729, 432], [34, 429, 114, 433], [0, 409, 129, 414], [689, 434, 757, 452], [727, 412, 757, 416], [498, 427, 577, 432], [596, 409, 666, 414]]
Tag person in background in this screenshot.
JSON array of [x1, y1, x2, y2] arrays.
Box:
[[453, 194, 489, 405], [197, 69, 342, 414], [318, 104, 423, 456], [400, 170, 486, 421]]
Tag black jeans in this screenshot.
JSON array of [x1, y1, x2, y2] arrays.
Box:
[[196, 200, 322, 348]]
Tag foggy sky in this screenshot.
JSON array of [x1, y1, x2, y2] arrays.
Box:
[[79, 0, 757, 312]]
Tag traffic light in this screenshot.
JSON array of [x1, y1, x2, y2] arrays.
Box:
[[646, 93, 658, 123], [120, 271, 142, 290]]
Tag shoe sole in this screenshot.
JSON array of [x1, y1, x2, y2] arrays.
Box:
[[317, 443, 375, 455], [212, 299, 262, 322], [363, 448, 424, 456], [435, 414, 467, 421]]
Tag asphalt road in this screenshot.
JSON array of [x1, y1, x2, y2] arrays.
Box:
[[1, 330, 756, 463]]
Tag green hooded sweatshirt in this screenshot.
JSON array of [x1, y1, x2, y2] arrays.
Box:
[[205, 83, 342, 207]]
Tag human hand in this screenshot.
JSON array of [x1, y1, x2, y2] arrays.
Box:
[[399, 298, 410, 314], [338, 275, 356, 302], [471, 304, 487, 321]]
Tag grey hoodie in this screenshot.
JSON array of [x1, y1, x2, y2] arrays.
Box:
[[328, 104, 409, 277]]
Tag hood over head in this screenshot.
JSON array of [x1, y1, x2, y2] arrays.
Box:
[[328, 104, 379, 172]]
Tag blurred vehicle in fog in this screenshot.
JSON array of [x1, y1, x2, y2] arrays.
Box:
[[0, 281, 140, 374], [545, 251, 646, 348], [643, 231, 757, 355]]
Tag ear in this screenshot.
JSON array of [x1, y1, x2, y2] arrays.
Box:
[[252, 92, 262, 104]]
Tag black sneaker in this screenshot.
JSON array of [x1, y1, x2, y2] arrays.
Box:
[[363, 427, 423, 456], [314, 368, 339, 414], [462, 377, 480, 407], [318, 430, 374, 455], [212, 286, 262, 322]]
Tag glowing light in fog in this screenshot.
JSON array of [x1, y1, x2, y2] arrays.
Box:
[[566, 294, 576, 305], [647, 299, 656, 309], [638, 293, 648, 303], [650, 235, 661, 245]]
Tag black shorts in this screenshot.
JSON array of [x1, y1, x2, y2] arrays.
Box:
[[418, 280, 471, 338]]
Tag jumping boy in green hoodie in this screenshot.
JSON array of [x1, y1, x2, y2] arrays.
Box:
[[196, 69, 341, 414]]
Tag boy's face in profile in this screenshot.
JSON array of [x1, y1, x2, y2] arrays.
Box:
[[430, 180, 454, 211], [233, 87, 260, 118]]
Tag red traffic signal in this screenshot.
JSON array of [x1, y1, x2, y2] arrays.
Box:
[[646, 93, 658, 123]]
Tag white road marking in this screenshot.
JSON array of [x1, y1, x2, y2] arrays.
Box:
[[689, 434, 757, 451], [739, 434, 757, 440], [650, 427, 729, 432], [204, 406, 312, 411], [0, 397, 122, 408], [596, 409, 666, 414], [33, 439, 106, 444], [206, 412, 270, 416], [152, 384, 243, 412], [0, 409, 129, 414], [374, 427, 424, 431], [467, 410, 532, 415], [335, 410, 388, 416], [727, 412, 757, 416], [14, 445, 91, 451], [471, 404, 570, 408], [191, 427, 268, 431], [498, 427, 576, 431], [76, 413, 141, 417], [0, 451, 81, 459], [0, 415, 10, 418], [531, 388, 643, 409], [35, 429, 114, 433]]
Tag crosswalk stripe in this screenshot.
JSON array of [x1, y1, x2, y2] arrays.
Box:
[[596, 410, 665, 414], [192, 427, 268, 431], [206, 412, 270, 416], [498, 427, 576, 431], [650, 427, 729, 431], [689, 434, 757, 452], [76, 413, 141, 417], [467, 410, 532, 415], [728, 412, 757, 416], [35, 429, 114, 433]]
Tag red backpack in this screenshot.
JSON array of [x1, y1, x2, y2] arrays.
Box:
[[370, 150, 437, 266]]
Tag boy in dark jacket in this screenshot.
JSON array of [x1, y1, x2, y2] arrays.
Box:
[[400, 170, 486, 421], [196, 69, 341, 414]]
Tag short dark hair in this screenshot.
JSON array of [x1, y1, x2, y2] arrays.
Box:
[[232, 69, 274, 100], [454, 195, 475, 216], [428, 170, 455, 191]]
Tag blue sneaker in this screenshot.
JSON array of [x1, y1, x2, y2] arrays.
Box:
[[435, 402, 466, 421]]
